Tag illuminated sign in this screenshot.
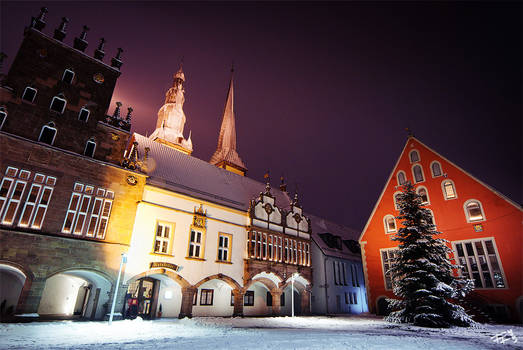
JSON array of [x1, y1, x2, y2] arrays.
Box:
[[150, 262, 180, 271]]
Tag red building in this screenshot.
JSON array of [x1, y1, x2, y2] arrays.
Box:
[[359, 136, 522, 323]]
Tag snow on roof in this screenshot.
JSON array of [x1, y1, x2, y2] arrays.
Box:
[[307, 213, 362, 260], [133, 133, 291, 211]]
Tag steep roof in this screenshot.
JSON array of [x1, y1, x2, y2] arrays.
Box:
[[133, 133, 288, 211], [308, 213, 361, 260], [358, 136, 522, 243]]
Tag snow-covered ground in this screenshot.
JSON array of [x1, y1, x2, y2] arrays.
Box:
[[0, 315, 521, 349]]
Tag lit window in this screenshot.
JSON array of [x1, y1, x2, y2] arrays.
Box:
[[200, 289, 214, 306], [0, 110, 6, 130], [62, 182, 113, 238], [50, 96, 67, 114], [397, 171, 407, 186], [431, 161, 442, 177], [188, 229, 204, 258], [78, 108, 90, 122], [84, 139, 96, 157], [153, 222, 173, 254], [409, 150, 420, 163], [381, 248, 398, 290], [217, 233, 232, 262], [417, 187, 429, 204], [464, 200, 485, 222], [0, 167, 28, 225], [17, 172, 55, 229], [39, 123, 57, 145], [442, 180, 457, 200], [412, 164, 424, 183], [244, 290, 254, 306], [453, 238, 505, 289], [393, 192, 402, 210], [425, 209, 436, 227], [22, 87, 37, 103], [248, 231, 256, 258], [384, 215, 397, 233], [62, 69, 75, 84]]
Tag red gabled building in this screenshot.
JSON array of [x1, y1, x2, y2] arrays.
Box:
[[359, 136, 522, 323]]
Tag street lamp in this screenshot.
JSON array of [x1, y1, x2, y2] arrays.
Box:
[[291, 272, 298, 317], [109, 253, 127, 325]]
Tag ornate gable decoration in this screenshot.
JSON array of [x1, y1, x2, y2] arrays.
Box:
[[193, 204, 207, 229], [250, 183, 283, 233]]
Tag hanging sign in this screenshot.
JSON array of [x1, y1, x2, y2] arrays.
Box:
[[150, 262, 180, 272]]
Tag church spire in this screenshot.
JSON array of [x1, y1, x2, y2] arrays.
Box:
[[209, 67, 247, 176]]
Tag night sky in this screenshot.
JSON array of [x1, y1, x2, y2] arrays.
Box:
[[2, 2, 521, 230]]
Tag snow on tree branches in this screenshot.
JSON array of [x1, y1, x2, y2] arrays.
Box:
[[385, 182, 475, 328]]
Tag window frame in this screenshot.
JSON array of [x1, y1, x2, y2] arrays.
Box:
[[244, 290, 254, 306], [1, 179, 27, 225], [200, 289, 214, 306], [393, 191, 402, 210], [416, 186, 430, 205], [441, 179, 458, 200], [84, 139, 96, 157], [187, 226, 206, 259], [411, 164, 425, 183], [463, 199, 486, 223], [152, 221, 175, 255], [62, 69, 75, 84], [49, 96, 67, 114], [430, 160, 443, 178], [409, 149, 420, 163], [22, 87, 37, 103], [38, 124, 57, 145], [383, 214, 397, 234], [396, 170, 407, 186], [0, 110, 6, 130], [380, 248, 399, 291], [217, 232, 232, 262], [78, 108, 90, 122]]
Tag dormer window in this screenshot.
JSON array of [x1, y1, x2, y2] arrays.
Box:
[[78, 108, 90, 122], [22, 87, 37, 103], [84, 138, 96, 157], [39, 123, 57, 145], [62, 69, 75, 84], [409, 150, 420, 163], [50, 96, 67, 114], [0, 110, 6, 130]]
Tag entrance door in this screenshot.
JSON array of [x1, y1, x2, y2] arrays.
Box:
[[73, 285, 91, 316], [127, 278, 156, 319]]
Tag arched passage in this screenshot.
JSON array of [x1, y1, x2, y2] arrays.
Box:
[[0, 263, 28, 319], [280, 274, 310, 316], [38, 269, 112, 320], [125, 269, 190, 319]]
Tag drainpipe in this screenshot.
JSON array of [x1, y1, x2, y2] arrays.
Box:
[[324, 257, 329, 315]]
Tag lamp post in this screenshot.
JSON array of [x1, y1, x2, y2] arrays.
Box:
[[291, 272, 298, 317], [109, 253, 127, 325]]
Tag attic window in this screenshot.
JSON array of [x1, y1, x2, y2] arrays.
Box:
[[0, 110, 6, 130], [62, 69, 75, 84], [39, 123, 57, 145], [22, 87, 37, 103], [50, 96, 67, 114], [78, 108, 90, 122], [84, 139, 96, 157]]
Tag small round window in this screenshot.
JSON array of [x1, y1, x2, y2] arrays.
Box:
[[93, 73, 105, 84]]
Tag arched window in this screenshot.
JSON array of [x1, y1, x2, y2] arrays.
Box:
[[84, 138, 96, 157], [431, 161, 442, 177], [397, 171, 407, 186], [50, 95, 67, 114], [409, 150, 420, 163], [383, 215, 397, 233], [39, 123, 57, 145], [393, 192, 402, 210], [412, 164, 424, 183], [442, 180, 457, 200], [417, 187, 429, 205], [78, 108, 90, 122], [464, 200, 485, 222], [425, 209, 436, 227], [22, 87, 37, 103]]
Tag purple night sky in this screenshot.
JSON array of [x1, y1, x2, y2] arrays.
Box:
[[1, 2, 521, 230]]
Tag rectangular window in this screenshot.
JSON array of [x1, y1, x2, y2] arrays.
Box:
[[262, 233, 267, 259], [333, 261, 338, 285], [200, 289, 213, 305], [31, 185, 53, 229], [244, 290, 254, 306], [73, 194, 91, 235], [342, 263, 347, 286], [217, 233, 231, 262], [0, 110, 6, 130], [249, 231, 256, 258], [79, 108, 90, 122], [306, 243, 310, 266], [257, 232, 262, 258], [62, 69, 75, 84], [453, 238, 505, 289], [284, 238, 289, 262], [298, 242, 302, 265], [293, 240, 298, 264], [22, 87, 37, 103], [18, 183, 41, 227], [154, 222, 173, 255], [50, 96, 66, 114], [188, 229, 204, 258], [345, 292, 349, 304], [353, 292, 357, 304], [268, 235, 273, 260], [84, 140, 96, 157], [266, 291, 272, 306], [381, 248, 398, 290], [1, 180, 27, 225]]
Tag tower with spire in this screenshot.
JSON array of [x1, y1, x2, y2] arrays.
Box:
[[149, 65, 193, 155], [209, 68, 247, 176]]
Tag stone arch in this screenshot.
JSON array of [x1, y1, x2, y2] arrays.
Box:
[[127, 269, 191, 289], [193, 273, 241, 291], [245, 270, 285, 285], [279, 274, 311, 292], [0, 260, 34, 315], [244, 277, 279, 292], [45, 267, 114, 284]]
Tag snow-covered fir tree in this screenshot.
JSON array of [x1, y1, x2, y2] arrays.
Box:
[[385, 182, 475, 328]]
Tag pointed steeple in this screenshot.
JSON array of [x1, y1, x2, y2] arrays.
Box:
[[210, 67, 247, 176]]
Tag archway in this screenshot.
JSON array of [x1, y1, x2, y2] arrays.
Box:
[[192, 278, 235, 317], [38, 269, 112, 320], [280, 275, 309, 316], [0, 264, 27, 319]]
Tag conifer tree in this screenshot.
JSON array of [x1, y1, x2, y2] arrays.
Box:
[[385, 182, 475, 327]]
